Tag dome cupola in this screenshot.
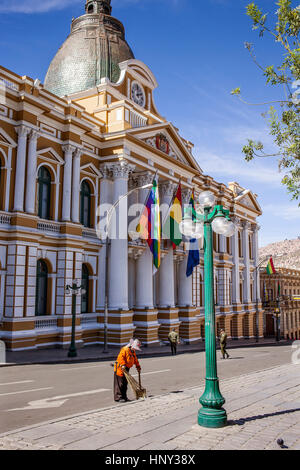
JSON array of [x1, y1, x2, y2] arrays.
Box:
[[44, 0, 134, 97]]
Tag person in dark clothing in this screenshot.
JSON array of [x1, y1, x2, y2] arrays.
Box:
[[220, 329, 230, 359]]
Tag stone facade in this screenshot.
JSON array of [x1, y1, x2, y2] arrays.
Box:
[[0, 2, 263, 351], [260, 267, 300, 340]]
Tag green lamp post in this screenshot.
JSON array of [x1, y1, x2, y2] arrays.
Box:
[[181, 190, 235, 428]]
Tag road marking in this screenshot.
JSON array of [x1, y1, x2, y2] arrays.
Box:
[[0, 387, 53, 397], [0, 380, 35, 386], [59, 364, 107, 372], [132, 369, 171, 378], [7, 388, 110, 411]]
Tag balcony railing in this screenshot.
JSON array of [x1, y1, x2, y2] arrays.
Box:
[[37, 221, 60, 233], [130, 110, 147, 128], [35, 317, 57, 329], [0, 213, 11, 225]]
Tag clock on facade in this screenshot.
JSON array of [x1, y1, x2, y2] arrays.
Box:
[[131, 82, 145, 107]]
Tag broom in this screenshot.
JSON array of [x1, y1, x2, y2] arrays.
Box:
[[123, 370, 147, 400]]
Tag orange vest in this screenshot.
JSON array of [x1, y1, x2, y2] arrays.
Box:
[[114, 346, 140, 377]]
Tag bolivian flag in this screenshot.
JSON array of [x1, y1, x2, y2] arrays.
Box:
[[266, 257, 276, 275], [163, 183, 183, 249], [136, 178, 161, 272]]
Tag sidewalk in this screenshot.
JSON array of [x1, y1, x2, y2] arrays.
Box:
[[0, 362, 299, 450], [1, 338, 290, 367]]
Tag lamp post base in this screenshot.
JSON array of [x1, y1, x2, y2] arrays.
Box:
[[198, 407, 227, 428], [68, 348, 77, 358]]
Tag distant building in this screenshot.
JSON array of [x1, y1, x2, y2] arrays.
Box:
[[0, 0, 263, 351], [260, 268, 300, 340]]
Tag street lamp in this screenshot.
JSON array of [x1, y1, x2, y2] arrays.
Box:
[[66, 282, 86, 358], [180, 190, 235, 429]]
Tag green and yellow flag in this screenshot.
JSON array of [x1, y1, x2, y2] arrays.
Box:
[[266, 257, 276, 275]]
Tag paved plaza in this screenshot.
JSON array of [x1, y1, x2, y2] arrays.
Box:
[[0, 362, 299, 450]]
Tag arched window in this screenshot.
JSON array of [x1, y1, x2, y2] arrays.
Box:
[[81, 264, 89, 314], [35, 260, 48, 316], [80, 181, 91, 228], [38, 167, 51, 220]]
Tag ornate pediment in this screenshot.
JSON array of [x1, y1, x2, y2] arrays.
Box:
[[235, 189, 262, 214], [142, 133, 190, 166]]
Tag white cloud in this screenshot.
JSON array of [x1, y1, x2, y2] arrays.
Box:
[[262, 203, 300, 221], [194, 147, 283, 185]]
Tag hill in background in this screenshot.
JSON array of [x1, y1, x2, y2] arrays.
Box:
[[259, 238, 300, 270]]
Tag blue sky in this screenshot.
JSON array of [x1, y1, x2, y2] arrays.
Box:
[[0, 0, 299, 246]]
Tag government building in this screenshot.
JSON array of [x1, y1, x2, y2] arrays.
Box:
[[0, 0, 263, 351]]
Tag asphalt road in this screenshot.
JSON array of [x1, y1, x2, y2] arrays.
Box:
[[0, 344, 293, 434]]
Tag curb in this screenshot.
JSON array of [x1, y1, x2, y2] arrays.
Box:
[[0, 340, 291, 368]]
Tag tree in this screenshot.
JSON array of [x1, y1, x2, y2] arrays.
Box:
[[231, 1, 300, 202]]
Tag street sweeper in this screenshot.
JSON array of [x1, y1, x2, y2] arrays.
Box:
[[113, 338, 143, 402]]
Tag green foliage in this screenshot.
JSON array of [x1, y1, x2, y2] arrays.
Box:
[[232, 1, 300, 202]]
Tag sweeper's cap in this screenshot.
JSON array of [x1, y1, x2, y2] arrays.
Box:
[[130, 339, 142, 351]]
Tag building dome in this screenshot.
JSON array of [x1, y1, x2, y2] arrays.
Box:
[[44, 0, 134, 97]]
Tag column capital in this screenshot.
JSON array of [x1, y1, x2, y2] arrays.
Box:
[[15, 125, 31, 138], [62, 144, 76, 155], [74, 147, 83, 160], [107, 160, 135, 180], [241, 220, 251, 230], [232, 215, 241, 226], [132, 171, 154, 188], [160, 180, 177, 197], [182, 188, 192, 205], [100, 163, 113, 180], [252, 224, 260, 233], [28, 129, 40, 143]]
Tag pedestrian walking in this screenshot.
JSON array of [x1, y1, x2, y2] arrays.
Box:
[[113, 338, 142, 402], [168, 329, 180, 356], [219, 329, 230, 359]]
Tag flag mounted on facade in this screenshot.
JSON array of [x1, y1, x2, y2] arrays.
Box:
[[162, 183, 183, 249], [266, 257, 276, 275], [186, 190, 200, 277], [136, 178, 161, 272]]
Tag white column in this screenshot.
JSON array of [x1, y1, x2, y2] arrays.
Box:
[[242, 220, 251, 303], [62, 144, 75, 222], [4, 147, 12, 212], [71, 148, 81, 223], [14, 125, 30, 212], [253, 224, 261, 302], [178, 256, 193, 306], [97, 165, 113, 310], [55, 165, 61, 222], [25, 130, 40, 214], [158, 181, 177, 308], [108, 161, 135, 310], [219, 235, 226, 253], [135, 172, 155, 309], [232, 217, 240, 304], [0, 272, 6, 320]]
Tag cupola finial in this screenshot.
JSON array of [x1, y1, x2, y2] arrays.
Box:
[[85, 0, 112, 15]]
